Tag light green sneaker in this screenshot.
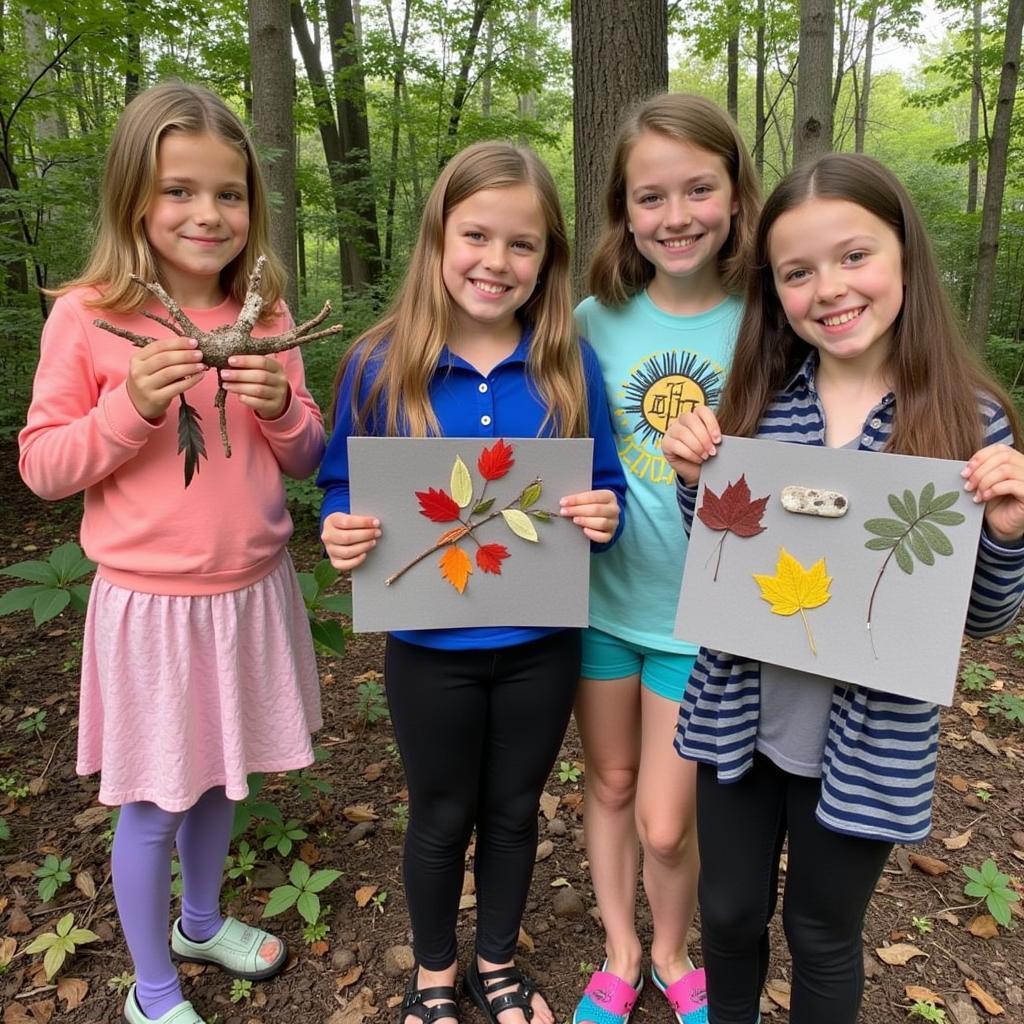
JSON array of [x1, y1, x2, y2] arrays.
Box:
[[122, 984, 206, 1024], [170, 916, 287, 980]]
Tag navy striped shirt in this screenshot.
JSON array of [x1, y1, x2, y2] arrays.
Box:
[[674, 354, 1024, 842]]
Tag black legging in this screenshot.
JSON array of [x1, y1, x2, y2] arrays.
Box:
[[385, 631, 580, 969], [696, 755, 893, 1024]]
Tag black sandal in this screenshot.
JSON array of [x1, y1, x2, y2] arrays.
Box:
[[466, 961, 539, 1024], [400, 967, 460, 1024]]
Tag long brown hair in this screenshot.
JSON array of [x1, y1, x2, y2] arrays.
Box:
[[52, 82, 284, 322], [718, 152, 1021, 458], [588, 92, 762, 306], [338, 141, 586, 438]]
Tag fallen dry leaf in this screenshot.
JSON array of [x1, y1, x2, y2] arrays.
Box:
[[970, 730, 1000, 756], [906, 985, 944, 1005], [875, 943, 927, 966], [327, 987, 378, 1024], [3, 1006, 32, 1024], [535, 840, 554, 862], [72, 805, 110, 830], [74, 871, 96, 899], [960, 701, 982, 717], [0, 937, 15, 967], [179, 962, 206, 977], [337, 965, 364, 989], [27, 1000, 54, 1024], [1011, 830, 1024, 850], [362, 762, 387, 783], [539, 791, 560, 821], [948, 774, 969, 793], [343, 805, 379, 823], [909, 853, 950, 876], [458, 894, 477, 910], [354, 885, 378, 908], [517, 926, 535, 953], [299, 842, 322, 866], [386, 996, 404, 1010], [311, 939, 330, 956], [764, 979, 791, 1010], [56, 978, 88, 1012], [462, 871, 476, 896], [942, 830, 973, 851], [561, 792, 583, 815], [3, 862, 35, 880], [967, 915, 999, 939], [7, 906, 31, 935], [935, 910, 960, 925], [550, 877, 571, 887], [965, 978, 1004, 1015]]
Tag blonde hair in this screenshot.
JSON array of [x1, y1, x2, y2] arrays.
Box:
[[53, 82, 284, 320], [589, 92, 761, 306], [338, 141, 587, 438]]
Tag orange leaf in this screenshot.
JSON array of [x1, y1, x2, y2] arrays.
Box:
[[354, 884, 378, 908], [905, 985, 943, 1005], [437, 526, 470, 545], [908, 853, 949, 876], [439, 546, 472, 594], [967, 914, 999, 938], [965, 978, 1004, 1015]]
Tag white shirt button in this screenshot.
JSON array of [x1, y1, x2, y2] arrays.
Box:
[[479, 382, 488, 393], [862, 435, 871, 444], [481, 415, 492, 426], [870, 417, 882, 429]]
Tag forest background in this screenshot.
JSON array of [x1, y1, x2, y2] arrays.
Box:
[[1, 0, 1023, 454]]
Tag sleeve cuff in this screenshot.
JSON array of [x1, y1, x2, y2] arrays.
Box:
[[101, 384, 165, 445]]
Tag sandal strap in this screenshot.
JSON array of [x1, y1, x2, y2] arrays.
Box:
[[476, 967, 537, 1021]]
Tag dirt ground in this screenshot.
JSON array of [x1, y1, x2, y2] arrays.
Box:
[[1, 436, 1022, 1024]]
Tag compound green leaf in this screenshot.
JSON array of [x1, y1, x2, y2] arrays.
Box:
[[927, 509, 966, 526], [865, 517, 906, 538], [894, 541, 914, 575], [907, 527, 934, 566], [865, 536, 898, 551], [888, 493, 912, 523], [917, 520, 954, 556]]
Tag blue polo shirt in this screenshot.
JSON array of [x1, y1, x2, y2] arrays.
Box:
[[317, 326, 626, 650]]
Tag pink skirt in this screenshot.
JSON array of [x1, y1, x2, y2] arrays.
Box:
[[78, 552, 322, 812]]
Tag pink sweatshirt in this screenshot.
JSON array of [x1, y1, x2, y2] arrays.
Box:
[[19, 288, 326, 596]]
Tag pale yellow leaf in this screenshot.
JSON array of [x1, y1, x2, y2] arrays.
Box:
[[450, 456, 473, 509], [942, 829, 973, 850], [0, 937, 15, 967], [501, 508, 538, 542], [354, 885, 378, 908], [764, 979, 791, 1009], [74, 871, 96, 900], [458, 894, 477, 910], [905, 985, 943, 1005], [753, 548, 832, 616], [439, 546, 472, 594], [342, 804, 379, 822], [875, 943, 927, 965], [56, 977, 88, 1011], [538, 791, 560, 821], [965, 978, 1004, 1015]]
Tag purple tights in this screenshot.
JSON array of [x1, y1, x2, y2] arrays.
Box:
[[112, 787, 234, 1020]]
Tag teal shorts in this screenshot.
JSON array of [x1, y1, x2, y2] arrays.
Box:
[[580, 627, 697, 702]]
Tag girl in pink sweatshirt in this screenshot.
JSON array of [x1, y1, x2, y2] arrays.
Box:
[[19, 83, 324, 1024]]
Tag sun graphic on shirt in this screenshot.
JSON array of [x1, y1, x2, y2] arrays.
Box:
[[621, 351, 724, 446]]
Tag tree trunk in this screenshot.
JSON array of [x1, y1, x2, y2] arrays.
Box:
[[443, 0, 493, 163], [517, 4, 539, 142], [794, 0, 834, 163], [248, 0, 298, 313], [755, 0, 765, 175], [124, 0, 142, 105], [967, 0, 982, 214], [727, 0, 739, 120], [854, 2, 876, 152], [967, 0, 1023, 353], [481, 11, 494, 117], [383, 0, 411, 268], [571, 0, 667, 299], [326, 0, 382, 287]]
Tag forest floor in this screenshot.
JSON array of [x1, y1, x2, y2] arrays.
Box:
[[1, 435, 1023, 1024]]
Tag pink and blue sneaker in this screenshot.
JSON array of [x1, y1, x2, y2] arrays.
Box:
[[651, 965, 708, 1024], [572, 964, 644, 1024]]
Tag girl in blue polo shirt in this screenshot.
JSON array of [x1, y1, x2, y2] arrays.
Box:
[[663, 153, 1024, 1024], [318, 141, 626, 1024]]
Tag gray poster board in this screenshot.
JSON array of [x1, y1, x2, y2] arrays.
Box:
[[348, 437, 594, 632], [674, 436, 985, 705]]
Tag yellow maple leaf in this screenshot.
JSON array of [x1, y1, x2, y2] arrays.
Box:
[[439, 545, 472, 594], [753, 547, 832, 655]]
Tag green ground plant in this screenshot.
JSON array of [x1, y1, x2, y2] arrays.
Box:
[[356, 678, 389, 725], [16, 709, 47, 740], [963, 859, 1020, 927], [35, 853, 72, 902], [25, 912, 100, 979], [959, 660, 996, 692], [986, 692, 1024, 728], [258, 817, 307, 857], [297, 560, 352, 657], [557, 760, 581, 783], [262, 860, 341, 926], [230, 978, 253, 1003], [0, 541, 95, 626], [908, 1001, 946, 1021]]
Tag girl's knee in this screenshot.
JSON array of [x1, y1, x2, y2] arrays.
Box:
[[700, 891, 769, 950], [587, 764, 638, 812], [782, 905, 861, 969]]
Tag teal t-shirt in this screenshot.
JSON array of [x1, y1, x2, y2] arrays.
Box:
[[575, 290, 742, 652]]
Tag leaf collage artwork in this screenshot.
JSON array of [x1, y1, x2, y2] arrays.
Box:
[[696, 474, 769, 580], [385, 439, 554, 595]]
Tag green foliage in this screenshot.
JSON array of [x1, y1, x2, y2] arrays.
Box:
[[0, 774, 28, 799], [230, 978, 253, 1003], [1003, 623, 1024, 660], [286, 746, 334, 799], [910, 915, 933, 935], [963, 859, 1021, 927], [390, 802, 409, 835], [356, 678, 389, 725], [960, 660, 997, 692], [0, 817, 9, 842], [107, 971, 135, 995], [297, 560, 352, 658], [25, 912, 100, 980], [302, 906, 331, 945], [231, 773, 284, 839], [35, 854, 72, 903], [16, 709, 47, 739], [985, 692, 1024, 729], [908, 1001, 946, 1022], [258, 818, 308, 858], [262, 860, 341, 926], [557, 760, 581, 783], [369, 889, 388, 914], [0, 542, 95, 627], [226, 841, 257, 882]]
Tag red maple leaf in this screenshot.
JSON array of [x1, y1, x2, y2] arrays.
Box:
[[476, 543, 510, 575], [478, 439, 515, 481], [415, 487, 461, 523], [696, 474, 769, 581]]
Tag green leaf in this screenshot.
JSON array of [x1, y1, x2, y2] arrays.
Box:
[[916, 520, 954, 556], [907, 527, 934, 566], [918, 482, 936, 514], [450, 455, 473, 508], [888, 493, 912, 523], [472, 498, 495, 515], [926, 509, 966, 527], [262, 885, 300, 917], [177, 395, 208, 488], [289, 860, 311, 888], [987, 892, 1013, 926], [864, 517, 907, 539], [902, 489, 918, 521], [296, 890, 320, 925], [311, 619, 348, 657], [297, 573, 318, 606], [56, 913, 74, 937], [926, 490, 960, 513], [520, 481, 542, 509], [305, 868, 342, 893], [43, 941, 67, 980], [0, 560, 59, 585], [50, 542, 93, 582], [33, 588, 71, 626], [39, 876, 58, 902], [0, 584, 49, 614], [25, 933, 58, 955], [313, 560, 339, 591], [894, 541, 914, 575], [501, 509, 538, 542], [864, 537, 898, 551], [531, 511, 554, 522], [68, 928, 99, 945], [318, 593, 352, 615], [68, 584, 92, 613]]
